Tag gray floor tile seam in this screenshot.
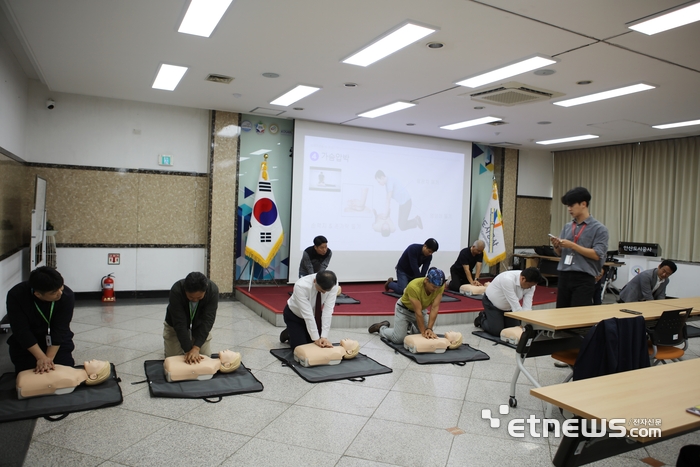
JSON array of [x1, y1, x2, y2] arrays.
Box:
[[28, 439, 114, 465]]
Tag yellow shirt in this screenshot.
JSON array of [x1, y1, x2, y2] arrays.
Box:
[[401, 277, 444, 310]]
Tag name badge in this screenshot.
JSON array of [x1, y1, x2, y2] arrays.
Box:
[[564, 254, 574, 265], [45, 335, 52, 347]]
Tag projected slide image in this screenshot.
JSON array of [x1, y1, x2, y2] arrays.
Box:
[[309, 166, 341, 192], [342, 184, 373, 217], [299, 135, 465, 252]]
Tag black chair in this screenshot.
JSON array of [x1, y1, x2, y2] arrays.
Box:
[[647, 308, 691, 365]]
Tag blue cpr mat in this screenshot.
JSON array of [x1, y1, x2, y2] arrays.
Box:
[[143, 360, 263, 401], [380, 337, 490, 365], [270, 347, 392, 383], [0, 363, 123, 423]]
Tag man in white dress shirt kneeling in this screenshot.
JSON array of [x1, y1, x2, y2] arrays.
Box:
[[478, 267, 542, 337]]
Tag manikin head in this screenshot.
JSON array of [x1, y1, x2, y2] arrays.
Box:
[[83, 360, 111, 385], [340, 339, 360, 359], [218, 349, 241, 373], [444, 331, 463, 349]]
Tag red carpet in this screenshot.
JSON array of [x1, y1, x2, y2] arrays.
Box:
[[236, 282, 558, 316]]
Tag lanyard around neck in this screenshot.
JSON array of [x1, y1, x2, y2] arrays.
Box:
[[571, 221, 587, 244], [189, 301, 198, 323], [34, 300, 55, 329]]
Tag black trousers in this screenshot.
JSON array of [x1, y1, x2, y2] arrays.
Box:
[[283, 305, 314, 350], [481, 294, 519, 337], [556, 271, 595, 308], [448, 265, 468, 292]]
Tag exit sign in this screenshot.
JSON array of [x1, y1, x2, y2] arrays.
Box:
[[159, 155, 173, 166], [108, 253, 120, 265]]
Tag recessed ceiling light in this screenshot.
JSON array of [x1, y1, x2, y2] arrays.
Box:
[[473, 106, 485, 110], [232, 93, 242, 98], [358, 101, 416, 118], [262, 72, 280, 78], [554, 83, 655, 107], [293, 107, 304, 111], [628, 1, 700, 35], [534, 69, 556, 76], [342, 22, 437, 67], [406, 123, 416, 126], [344, 83, 358, 88], [577, 80, 592, 85], [426, 42, 444, 49], [152, 64, 188, 91], [456, 55, 557, 88], [537, 121, 552, 125], [178, 0, 233, 37], [536, 134, 599, 145], [270, 85, 321, 106], [440, 116, 502, 130], [652, 119, 700, 129]]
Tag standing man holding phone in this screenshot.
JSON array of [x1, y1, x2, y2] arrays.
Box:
[[550, 187, 609, 308]]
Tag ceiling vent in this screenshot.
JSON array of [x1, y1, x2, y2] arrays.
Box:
[[491, 142, 522, 147], [464, 82, 563, 106], [205, 74, 234, 84], [487, 120, 508, 126]]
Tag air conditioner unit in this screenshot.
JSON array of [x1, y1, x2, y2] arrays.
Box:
[[464, 82, 564, 106]]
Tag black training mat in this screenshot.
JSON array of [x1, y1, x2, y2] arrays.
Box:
[[380, 337, 490, 364], [444, 289, 484, 300], [144, 360, 263, 400], [287, 292, 360, 304], [471, 330, 517, 349], [687, 325, 700, 338], [382, 291, 460, 302], [270, 347, 392, 383], [0, 363, 123, 423]]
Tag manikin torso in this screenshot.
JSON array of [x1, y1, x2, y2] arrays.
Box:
[[163, 350, 241, 382], [403, 331, 463, 354], [16, 360, 108, 399], [293, 339, 359, 367]]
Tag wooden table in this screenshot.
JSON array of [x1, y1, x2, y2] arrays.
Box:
[[531, 358, 700, 466], [503, 299, 699, 410]]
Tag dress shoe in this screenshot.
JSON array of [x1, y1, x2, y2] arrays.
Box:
[[368, 320, 390, 334], [279, 328, 289, 343], [473, 312, 483, 328], [384, 277, 393, 292]]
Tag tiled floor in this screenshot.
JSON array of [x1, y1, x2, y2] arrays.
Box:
[[22, 299, 700, 467]]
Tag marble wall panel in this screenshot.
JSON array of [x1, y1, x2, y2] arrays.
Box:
[[0, 155, 30, 257], [515, 197, 552, 247], [137, 173, 205, 245], [31, 167, 139, 244], [209, 111, 239, 294]]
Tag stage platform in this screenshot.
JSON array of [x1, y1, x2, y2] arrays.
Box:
[[235, 282, 558, 329]]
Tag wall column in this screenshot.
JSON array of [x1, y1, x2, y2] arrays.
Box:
[[208, 111, 239, 295]]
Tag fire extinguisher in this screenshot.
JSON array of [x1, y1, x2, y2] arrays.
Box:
[[101, 274, 115, 302]]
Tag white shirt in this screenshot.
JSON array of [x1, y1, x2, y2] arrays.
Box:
[[287, 273, 338, 341], [484, 270, 535, 312]]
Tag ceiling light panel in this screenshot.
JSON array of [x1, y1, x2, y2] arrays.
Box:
[[553, 83, 655, 107], [342, 22, 437, 67], [456, 55, 557, 89], [270, 85, 321, 106], [440, 116, 502, 130], [536, 135, 599, 145], [358, 101, 415, 118], [652, 119, 700, 129], [179, 0, 234, 37], [152, 64, 188, 91], [628, 1, 700, 35]]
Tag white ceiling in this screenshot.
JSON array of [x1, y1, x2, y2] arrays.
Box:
[[2, 0, 700, 150]]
